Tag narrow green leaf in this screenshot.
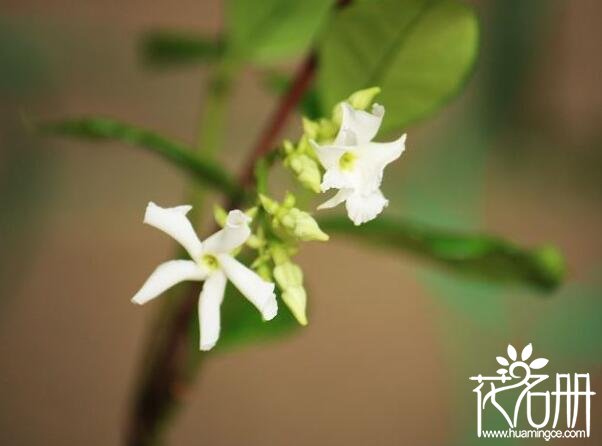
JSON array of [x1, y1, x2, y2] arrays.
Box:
[[317, 0, 479, 133], [39, 117, 243, 200], [226, 0, 333, 64], [319, 216, 565, 291], [140, 30, 224, 67]]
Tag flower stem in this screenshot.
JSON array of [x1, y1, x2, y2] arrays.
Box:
[[236, 53, 317, 191]]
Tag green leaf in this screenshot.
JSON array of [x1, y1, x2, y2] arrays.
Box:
[[216, 283, 299, 351], [319, 216, 565, 291], [39, 117, 243, 200], [226, 0, 333, 64], [317, 0, 479, 133], [140, 30, 224, 67]]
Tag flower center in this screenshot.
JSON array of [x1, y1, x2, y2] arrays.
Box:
[[338, 151, 357, 171], [200, 253, 219, 270]]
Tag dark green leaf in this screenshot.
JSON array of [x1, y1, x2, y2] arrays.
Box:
[[226, 0, 333, 64], [140, 30, 224, 67], [216, 283, 299, 351], [38, 117, 243, 200], [319, 216, 565, 291], [317, 0, 479, 133]]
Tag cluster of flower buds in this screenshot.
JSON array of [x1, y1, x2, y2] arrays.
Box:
[[131, 87, 407, 350]]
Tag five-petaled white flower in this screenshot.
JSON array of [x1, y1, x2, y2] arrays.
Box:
[[131, 202, 278, 351], [312, 102, 406, 225]]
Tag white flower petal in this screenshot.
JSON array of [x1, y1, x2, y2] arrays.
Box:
[[218, 254, 277, 321], [311, 140, 347, 170], [198, 271, 227, 351], [320, 168, 357, 192], [202, 210, 251, 254], [131, 260, 206, 305], [335, 129, 358, 146], [345, 189, 389, 225], [317, 188, 352, 210], [144, 202, 203, 260], [360, 133, 406, 170], [335, 102, 384, 145]]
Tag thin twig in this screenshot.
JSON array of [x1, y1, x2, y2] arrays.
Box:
[[236, 53, 317, 191]]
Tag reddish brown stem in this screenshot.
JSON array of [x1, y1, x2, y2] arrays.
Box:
[[237, 53, 317, 190], [125, 3, 354, 443], [124, 53, 318, 446]]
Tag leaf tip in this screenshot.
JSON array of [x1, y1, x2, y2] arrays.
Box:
[[532, 244, 566, 291]]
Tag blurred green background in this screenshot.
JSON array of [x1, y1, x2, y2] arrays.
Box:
[[0, 0, 600, 445]]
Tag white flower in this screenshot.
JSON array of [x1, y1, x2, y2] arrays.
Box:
[[312, 102, 406, 225], [131, 202, 278, 351]]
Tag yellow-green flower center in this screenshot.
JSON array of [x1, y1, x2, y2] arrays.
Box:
[[338, 151, 357, 171], [201, 253, 219, 270]]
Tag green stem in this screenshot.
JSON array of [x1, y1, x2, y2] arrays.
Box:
[[196, 60, 236, 154], [188, 59, 238, 221]]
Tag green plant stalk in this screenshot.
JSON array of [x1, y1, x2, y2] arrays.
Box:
[[189, 59, 239, 221]]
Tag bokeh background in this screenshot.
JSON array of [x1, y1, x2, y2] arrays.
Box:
[[1, 0, 600, 445]]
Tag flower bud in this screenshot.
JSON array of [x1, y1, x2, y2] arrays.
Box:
[[273, 262, 307, 325], [279, 208, 329, 242], [286, 153, 321, 193], [213, 204, 228, 227], [347, 86, 381, 110], [332, 87, 382, 127], [258, 194, 279, 214]]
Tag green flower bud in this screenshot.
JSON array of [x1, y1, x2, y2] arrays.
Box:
[[303, 117, 337, 143], [256, 263, 273, 282], [332, 87, 381, 128], [246, 233, 264, 250], [282, 288, 308, 326], [347, 86, 381, 110], [316, 118, 338, 142], [283, 139, 295, 155], [279, 208, 329, 242], [302, 117, 320, 140], [258, 194, 279, 214], [245, 206, 258, 220], [282, 192, 296, 208], [213, 204, 228, 227], [286, 153, 321, 193], [273, 262, 307, 326], [273, 260, 302, 287]]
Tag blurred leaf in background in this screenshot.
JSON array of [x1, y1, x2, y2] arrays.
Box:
[[320, 216, 564, 292], [317, 0, 479, 133], [225, 0, 332, 64], [379, 2, 602, 445], [140, 30, 224, 67], [0, 22, 55, 308]]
